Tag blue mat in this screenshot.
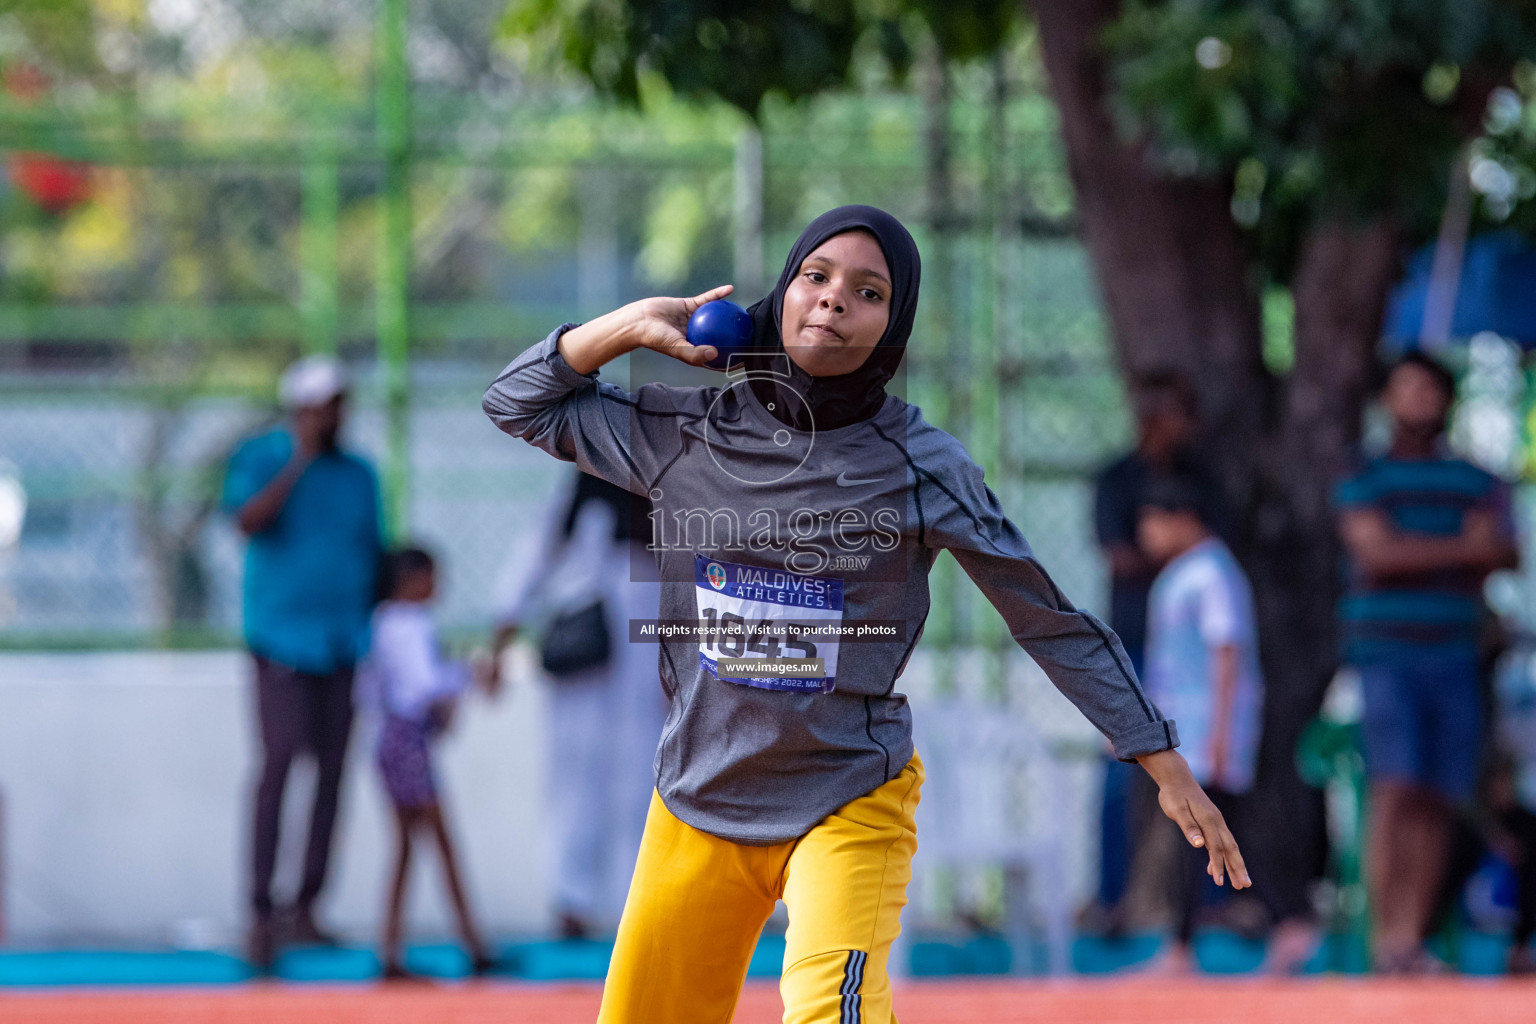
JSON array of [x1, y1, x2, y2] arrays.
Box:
[[0, 950, 254, 986], [0, 934, 788, 987], [0, 930, 1507, 986]]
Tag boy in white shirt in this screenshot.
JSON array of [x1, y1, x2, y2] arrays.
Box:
[[1138, 477, 1266, 970]]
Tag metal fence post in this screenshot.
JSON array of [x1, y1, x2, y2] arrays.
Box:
[[377, 0, 412, 540], [732, 127, 764, 299], [300, 146, 341, 356]]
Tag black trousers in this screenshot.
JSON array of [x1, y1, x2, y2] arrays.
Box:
[[1503, 806, 1536, 947], [249, 654, 356, 917]]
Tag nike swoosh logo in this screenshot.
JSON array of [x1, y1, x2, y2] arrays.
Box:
[[836, 471, 883, 487]]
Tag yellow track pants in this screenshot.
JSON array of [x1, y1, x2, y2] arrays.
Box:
[[596, 753, 923, 1024]]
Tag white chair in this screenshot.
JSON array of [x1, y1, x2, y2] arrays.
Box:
[[895, 695, 1074, 977]]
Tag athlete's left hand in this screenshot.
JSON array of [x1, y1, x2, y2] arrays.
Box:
[[1137, 748, 1251, 889]]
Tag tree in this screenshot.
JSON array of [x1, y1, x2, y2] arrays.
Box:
[[1033, 0, 1536, 911]]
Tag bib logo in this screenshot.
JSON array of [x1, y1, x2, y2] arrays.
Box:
[[706, 562, 728, 590]]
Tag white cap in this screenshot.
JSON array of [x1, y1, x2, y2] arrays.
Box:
[[279, 355, 348, 410], [0, 459, 24, 551]]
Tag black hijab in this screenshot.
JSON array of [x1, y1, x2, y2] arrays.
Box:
[[742, 205, 921, 431]]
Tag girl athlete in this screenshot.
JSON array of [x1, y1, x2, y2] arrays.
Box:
[[483, 205, 1248, 1023]]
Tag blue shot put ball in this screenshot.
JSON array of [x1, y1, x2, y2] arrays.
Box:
[[686, 299, 755, 370]]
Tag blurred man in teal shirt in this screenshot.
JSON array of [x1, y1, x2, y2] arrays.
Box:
[[223, 355, 381, 971], [1337, 352, 1518, 972]]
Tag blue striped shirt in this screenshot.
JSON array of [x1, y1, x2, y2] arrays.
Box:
[[1335, 455, 1504, 662]]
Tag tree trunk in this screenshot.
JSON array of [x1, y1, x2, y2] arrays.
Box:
[[1031, 0, 1403, 920], [1244, 215, 1402, 914], [1030, 0, 1270, 448]]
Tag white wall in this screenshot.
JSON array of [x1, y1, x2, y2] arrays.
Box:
[[0, 649, 553, 947], [0, 648, 1103, 948]]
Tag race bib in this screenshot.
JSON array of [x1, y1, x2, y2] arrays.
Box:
[[694, 555, 843, 693]]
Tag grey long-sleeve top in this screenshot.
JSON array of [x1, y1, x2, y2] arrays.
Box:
[[484, 326, 1177, 844]]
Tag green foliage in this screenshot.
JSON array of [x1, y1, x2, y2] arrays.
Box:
[[636, 171, 731, 284], [903, 0, 1018, 64], [1104, 0, 1536, 276], [498, 0, 1022, 117], [0, 0, 99, 80], [501, 0, 881, 115], [0, 0, 1068, 319], [1473, 65, 1536, 233]]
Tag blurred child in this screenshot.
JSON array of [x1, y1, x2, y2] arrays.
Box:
[[1138, 477, 1267, 971], [358, 546, 494, 980]]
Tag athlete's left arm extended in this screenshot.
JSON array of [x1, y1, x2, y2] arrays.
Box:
[[921, 455, 1177, 763]]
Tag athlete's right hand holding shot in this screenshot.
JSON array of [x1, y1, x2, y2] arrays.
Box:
[[483, 205, 1246, 1024], [553, 285, 737, 374]]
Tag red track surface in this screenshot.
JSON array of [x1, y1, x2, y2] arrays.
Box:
[[5, 978, 1536, 1024]]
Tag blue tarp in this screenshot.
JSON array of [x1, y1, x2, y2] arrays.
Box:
[[1385, 230, 1536, 348]]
